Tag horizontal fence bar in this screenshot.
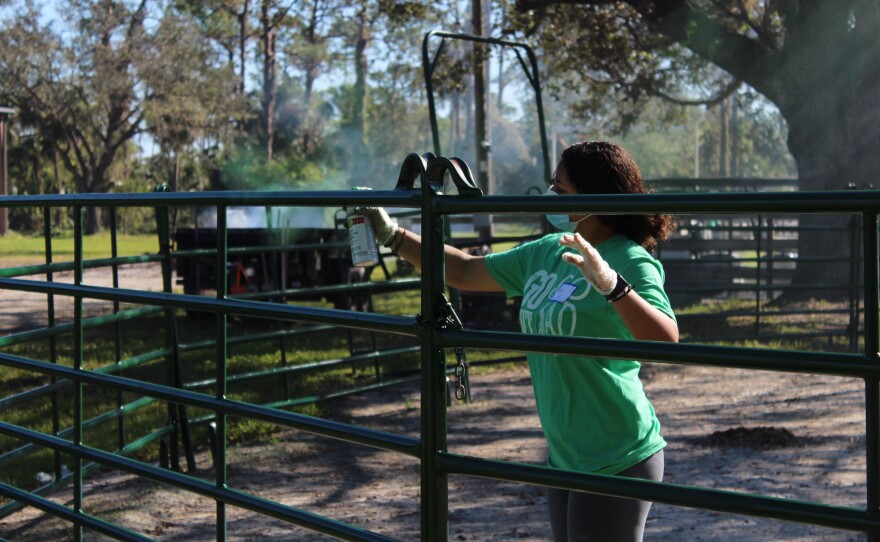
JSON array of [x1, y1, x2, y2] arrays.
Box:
[[0, 306, 162, 348], [438, 453, 879, 533], [0, 482, 155, 542], [0, 254, 164, 279], [0, 423, 399, 542], [229, 278, 421, 303], [0, 190, 422, 208], [0, 423, 175, 520], [180, 324, 338, 353], [0, 352, 421, 458], [437, 191, 880, 214], [2, 189, 880, 214], [173, 241, 350, 259], [438, 329, 877, 378], [0, 396, 155, 468], [0, 278, 419, 335], [0, 347, 168, 410], [185, 345, 420, 390]]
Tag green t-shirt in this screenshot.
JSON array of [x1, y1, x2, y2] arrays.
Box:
[[484, 233, 674, 475]]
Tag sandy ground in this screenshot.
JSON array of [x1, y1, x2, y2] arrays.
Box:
[[0, 263, 871, 541], [0, 365, 870, 541]]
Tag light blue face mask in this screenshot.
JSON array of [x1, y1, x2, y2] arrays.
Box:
[[545, 189, 589, 232]]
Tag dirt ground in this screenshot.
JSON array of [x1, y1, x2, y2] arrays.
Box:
[[0, 264, 871, 541]]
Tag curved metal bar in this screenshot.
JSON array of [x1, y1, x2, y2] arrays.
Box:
[[424, 156, 482, 197], [394, 152, 434, 191], [421, 29, 551, 185]]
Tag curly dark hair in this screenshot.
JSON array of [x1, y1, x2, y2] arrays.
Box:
[[560, 141, 675, 252]]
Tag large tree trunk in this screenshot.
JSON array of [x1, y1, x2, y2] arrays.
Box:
[[772, 3, 880, 301], [84, 205, 102, 235]]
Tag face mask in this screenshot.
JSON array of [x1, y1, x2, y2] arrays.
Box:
[[545, 189, 589, 232]]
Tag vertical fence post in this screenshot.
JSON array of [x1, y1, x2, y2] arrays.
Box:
[[215, 204, 228, 541], [154, 185, 181, 472], [849, 213, 863, 353], [43, 206, 62, 482], [110, 208, 126, 451], [155, 186, 196, 472], [864, 211, 879, 541], [420, 182, 449, 541], [72, 206, 84, 542], [755, 215, 763, 338]]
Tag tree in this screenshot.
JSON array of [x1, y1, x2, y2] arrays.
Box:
[[284, 0, 337, 156], [0, 0, 242, 233], [511, 1, 879, 295]]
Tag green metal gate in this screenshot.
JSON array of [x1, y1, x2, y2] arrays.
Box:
[[0, 176, 879, 541]]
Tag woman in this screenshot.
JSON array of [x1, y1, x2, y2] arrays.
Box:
[[353, 141, 677, 541]]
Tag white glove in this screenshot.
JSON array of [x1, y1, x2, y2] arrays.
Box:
[[559, 233, 617, 296], [347, 206, 398, 246]]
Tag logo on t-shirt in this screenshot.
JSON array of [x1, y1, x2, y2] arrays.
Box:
[[520, 271, 591, 336]]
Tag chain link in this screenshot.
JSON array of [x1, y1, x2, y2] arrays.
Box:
[[453, 347, 467, 401]]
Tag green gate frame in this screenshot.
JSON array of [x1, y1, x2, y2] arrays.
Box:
[[0, 181, 879, 541]]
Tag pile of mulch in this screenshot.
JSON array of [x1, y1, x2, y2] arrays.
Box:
[[689, 426, 803, 450]]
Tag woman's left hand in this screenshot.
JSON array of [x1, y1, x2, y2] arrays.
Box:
[[559, 233, 617, 295]]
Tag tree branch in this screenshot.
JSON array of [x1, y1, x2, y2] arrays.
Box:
[[517, 0, 784, 103]]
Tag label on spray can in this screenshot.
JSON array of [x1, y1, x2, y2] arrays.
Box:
[[347, 187, 379, 267]]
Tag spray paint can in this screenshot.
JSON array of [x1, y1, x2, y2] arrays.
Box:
[[347, 187, 379, 267]]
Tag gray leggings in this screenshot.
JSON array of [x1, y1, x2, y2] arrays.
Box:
[[547, 450, 664, 542]]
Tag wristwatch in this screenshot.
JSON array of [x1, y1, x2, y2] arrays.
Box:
[[604, 273, 633, 303]]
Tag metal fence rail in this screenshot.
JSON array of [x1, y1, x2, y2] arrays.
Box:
[[0, 186, 878, 541]]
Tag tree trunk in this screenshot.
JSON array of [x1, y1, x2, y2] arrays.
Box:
[[718, 98, 728, 177], [260, 1, 276, 161], [347, 9, 369, 182], [85, 205, 101, 235], [237, 1, 250, 96], [779, 74, 880, 300], [730, 98, 739, 177]]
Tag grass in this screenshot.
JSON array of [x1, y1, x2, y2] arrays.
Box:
[[0, 230, 159, 267]]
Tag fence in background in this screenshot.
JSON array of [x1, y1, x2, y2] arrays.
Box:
[[0, 180, 878, 541]]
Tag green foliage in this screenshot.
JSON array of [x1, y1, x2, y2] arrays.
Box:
[[220, 145, 345, 190]]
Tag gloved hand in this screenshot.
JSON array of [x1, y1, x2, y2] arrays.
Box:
[[559, 232, 617, 296], [346, 206, 398, 246]]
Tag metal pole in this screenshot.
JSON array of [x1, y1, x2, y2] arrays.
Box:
[[864, 211, 879, 541], [72, 206, 84, 542], [0, 108, 13, 236], [43, 206, 62, 482], [216, 205, 228, 541], [421, 179, 448, 541], [110, 208, 126, 451]]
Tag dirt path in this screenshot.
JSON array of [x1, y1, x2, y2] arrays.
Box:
[[0, 361, 869, 541]]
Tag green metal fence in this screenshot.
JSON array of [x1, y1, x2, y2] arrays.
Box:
[[0, 180, 879, 541]]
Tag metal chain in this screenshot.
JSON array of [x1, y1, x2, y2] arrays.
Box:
[[453, 347, 467, 401], [439, 294, 469, 402]]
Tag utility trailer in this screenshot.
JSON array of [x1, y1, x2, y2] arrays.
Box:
[[172, 207, 371, 311]]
